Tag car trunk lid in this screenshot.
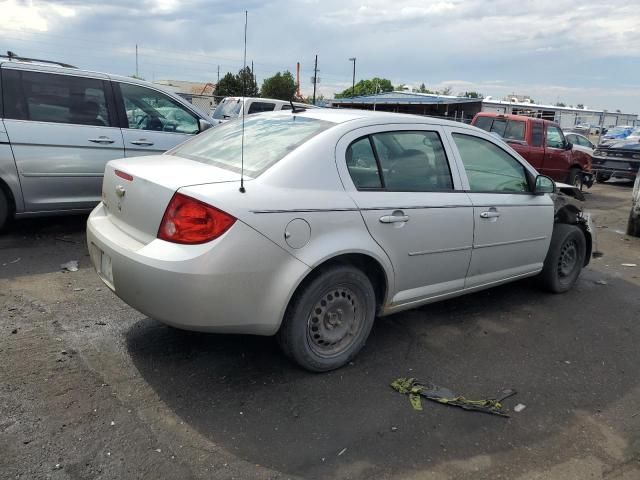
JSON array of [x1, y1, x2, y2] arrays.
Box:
[[102, 155, 241, 244]]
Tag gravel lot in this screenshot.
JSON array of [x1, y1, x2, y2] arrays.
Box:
[[1, 182, 640, 480]]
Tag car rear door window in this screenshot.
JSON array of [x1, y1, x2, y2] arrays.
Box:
[[247, 102, 276, 114], [531, 121, 544, 147], [453, 133, 530, 193], [118, 83, 199, 134], [3, 69, 113, 127], [373, 131, 453, 191], [346, 137, 383, 189]]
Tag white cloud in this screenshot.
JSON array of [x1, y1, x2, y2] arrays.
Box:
[[0, 0, 75, 32]]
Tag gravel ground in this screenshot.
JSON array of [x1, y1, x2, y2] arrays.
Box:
[[1, 181, 639, 480]]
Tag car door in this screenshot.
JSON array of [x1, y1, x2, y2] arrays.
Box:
[[336, 125, 474, 306], [447, 128, 554, 288], [1, 67, 124, 211], [114, 81, 201, 157], [543, 125, 572, 181]]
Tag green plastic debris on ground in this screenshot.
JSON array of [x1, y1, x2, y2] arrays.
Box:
[[391, 377, 515, 417]]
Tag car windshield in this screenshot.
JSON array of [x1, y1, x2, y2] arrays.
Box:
[[609, 127, 629, 135], [212, 99, 242, 120], [171, 115, 334, 176]]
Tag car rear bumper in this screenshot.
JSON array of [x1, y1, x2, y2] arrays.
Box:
[[87, 202, 310, 335]]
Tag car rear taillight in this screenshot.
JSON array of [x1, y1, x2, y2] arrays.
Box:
[[158, 193, 236, 244]]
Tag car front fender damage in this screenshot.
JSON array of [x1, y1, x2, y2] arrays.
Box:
[[552, 183, 595, 266]]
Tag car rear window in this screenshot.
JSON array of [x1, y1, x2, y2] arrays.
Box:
[[474, 116, 493, 132], [503, 120, 525, 141], [171, 115, 333, 176]]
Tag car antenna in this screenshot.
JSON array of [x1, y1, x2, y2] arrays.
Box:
[[289, 99, 306, 114], [239, 10, 248, 194]]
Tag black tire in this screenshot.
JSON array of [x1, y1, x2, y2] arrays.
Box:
[[277, 265, 376, 372], [567, 167, 583, 190], [538, 224, 586, 293], [596, 172, 611, 183], [0, 190, 10, 232]]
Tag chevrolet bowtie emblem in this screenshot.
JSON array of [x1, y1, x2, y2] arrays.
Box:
[[115, 185, 126, 198]]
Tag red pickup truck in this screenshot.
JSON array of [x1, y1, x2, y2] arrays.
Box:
[[471, 113, 594, 188]]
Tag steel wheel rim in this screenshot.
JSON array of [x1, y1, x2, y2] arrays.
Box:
[[306, 286, 363, 358], [558, 239, 578, 277]]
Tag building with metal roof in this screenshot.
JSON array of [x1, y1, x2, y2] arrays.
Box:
[[329, 91, 482, 123]]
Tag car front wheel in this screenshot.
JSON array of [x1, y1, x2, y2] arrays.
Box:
[[277, 265, 376, 372], [538, 224, 586, 293]]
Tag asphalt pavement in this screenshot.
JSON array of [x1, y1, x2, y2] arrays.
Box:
[[1, 182, 639, 480]]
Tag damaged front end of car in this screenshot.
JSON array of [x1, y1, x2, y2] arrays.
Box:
[[552, 182, 597, 265]]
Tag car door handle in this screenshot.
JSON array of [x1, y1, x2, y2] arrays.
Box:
[[130, 139, 154, 146], [379, 214, 409, 224], [480, 211, 501, 219], [88, 137, 115, 144]]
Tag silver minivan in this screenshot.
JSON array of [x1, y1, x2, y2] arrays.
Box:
[[0, 56, 214, 229]]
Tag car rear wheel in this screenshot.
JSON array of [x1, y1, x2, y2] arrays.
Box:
[[277, 265, 376, 372], [538, 224, 586, 293], [0, 190, 10, 232], [596, 172, 611, 183], [567, 167, 583, 190]]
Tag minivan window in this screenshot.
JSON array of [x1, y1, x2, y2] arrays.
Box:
[[172, 116, 333, 176], [247, 102, 276, 114], [119, 83, 199, 134], [3, 70, 112, 127], [212, 98, 242, 120]]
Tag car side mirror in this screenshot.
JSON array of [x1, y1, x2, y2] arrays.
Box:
[[198, 119, 212, 132], [565, 141, 573, 150], [534, 175, 555, 195]]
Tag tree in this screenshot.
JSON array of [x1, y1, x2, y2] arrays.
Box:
[[439, 86, 452, 95], [577, 104, 585, 109], [461, 91, 483, 98], [555, 102, 567, 107], [260, 71, 297, 100], [214, 67, 259, 98], [335, 78, 394, 98], [413, 83, 434, 94]]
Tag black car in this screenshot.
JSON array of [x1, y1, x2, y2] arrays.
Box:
[[592, 141, 640, 182]]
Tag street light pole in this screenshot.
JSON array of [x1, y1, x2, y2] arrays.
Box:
[[348, 57, 356, 98]]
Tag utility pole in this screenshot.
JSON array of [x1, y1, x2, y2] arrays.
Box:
[[348, 57, 356, 97], [217, 65, 220, 84], [135, 44, 139, 77], [312, 54, 318, 105]]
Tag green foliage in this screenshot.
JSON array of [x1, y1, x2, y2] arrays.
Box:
[[555, 102, 567, 107], [260, 71, 297, 101], [214, 67, 259, 98], [577, 104, 585, 109], [413, 83, 434, 94], [439, 86, 452, 95], [460, 91, 483, 98], [335, 78, 394, 98]]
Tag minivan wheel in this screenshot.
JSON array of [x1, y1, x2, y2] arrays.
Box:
[[538, 224, 586, 293], [0, 191, 10, 232], [277, 265, 376, 372]]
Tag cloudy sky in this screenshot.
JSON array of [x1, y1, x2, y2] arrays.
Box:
[[2, 0, 640, 111]]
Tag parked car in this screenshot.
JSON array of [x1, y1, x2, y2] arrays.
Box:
[[565, 132, 595, 153], [472, 113, 594, 189], [600, 126, 634, 145], [592, 141, 640, 182], [624, 127, 640, 141], [0, 55, 214, 230], [211, 96, 316, 124], [87, 109, 594, 371]]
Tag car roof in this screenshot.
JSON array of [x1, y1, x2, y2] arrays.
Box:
[[261, 107, 480, 131], [475, 112, 551, 123]]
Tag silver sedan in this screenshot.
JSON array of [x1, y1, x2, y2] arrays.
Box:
[[87, 109, 593, 371]]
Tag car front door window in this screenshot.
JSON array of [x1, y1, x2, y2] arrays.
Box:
[[452, 133, 529, 193], [546, 126, 566, 149], [119, 83, 199, 134]]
